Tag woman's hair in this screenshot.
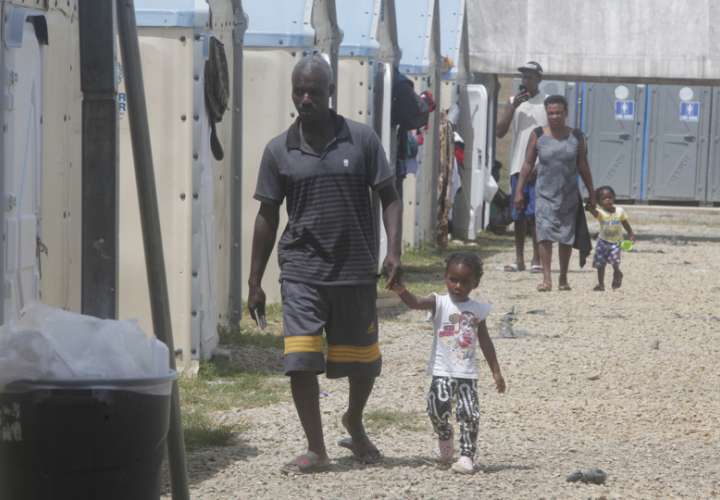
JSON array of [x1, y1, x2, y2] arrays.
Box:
[[544, 94, 568, 111], [446, 252, 484, 283], [596, 185, 616, 199]]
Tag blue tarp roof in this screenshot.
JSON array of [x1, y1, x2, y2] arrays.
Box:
[[395, 0, 436, 75], [134, 0, 210, 28], [439, 0, 463, 80], [337, 0, 380, 58], [244, 0, 315, 48]]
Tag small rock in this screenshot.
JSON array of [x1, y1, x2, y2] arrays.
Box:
[[526, 308, 546, 315], [566, 468, 608, 485], [650, 340, 660, 350]]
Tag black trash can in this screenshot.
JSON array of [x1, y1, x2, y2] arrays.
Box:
[[0, 374, 175, 500]]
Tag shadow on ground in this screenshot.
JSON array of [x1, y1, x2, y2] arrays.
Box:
[[160, 438, 259, 495]]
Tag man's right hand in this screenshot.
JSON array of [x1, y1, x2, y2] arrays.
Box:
[[247, 284, 267, 329], [513, 192, 525, 213], [512, 90, 530, 108]]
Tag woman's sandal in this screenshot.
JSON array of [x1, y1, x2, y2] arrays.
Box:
[[537, 283, 552, 292], [593, 284, 605, 291], [558, 283, 572, 291], [281, 451, 331, 474]]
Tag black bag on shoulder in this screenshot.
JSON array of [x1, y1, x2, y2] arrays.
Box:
[[391, 69, 430, 131]]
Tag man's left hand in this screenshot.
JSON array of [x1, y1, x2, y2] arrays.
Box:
[[382, 254, 402, 289]]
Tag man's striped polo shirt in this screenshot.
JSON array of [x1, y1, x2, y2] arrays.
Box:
[[254, 110, 394, 285]]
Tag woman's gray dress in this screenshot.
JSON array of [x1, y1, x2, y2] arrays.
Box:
[[534, 128, 582, 245]]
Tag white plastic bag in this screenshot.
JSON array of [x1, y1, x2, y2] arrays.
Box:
[[0, 303, 170, 385]]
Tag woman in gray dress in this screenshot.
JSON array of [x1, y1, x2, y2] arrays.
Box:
[[513, 95, 596, 291]]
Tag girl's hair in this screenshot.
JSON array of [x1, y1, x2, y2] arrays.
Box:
[[446, 252, 484, 283], [596, 185, 616, 199], [544, 94, 568, 111]]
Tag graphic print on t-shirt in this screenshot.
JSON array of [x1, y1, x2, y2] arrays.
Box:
[[439, 311, 479, 362]]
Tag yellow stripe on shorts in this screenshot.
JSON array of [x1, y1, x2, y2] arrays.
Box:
[[327, 343, 381, 363], [284, 335, 324, 355]]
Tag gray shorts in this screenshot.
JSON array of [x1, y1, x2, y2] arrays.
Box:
[[281, 281, 381, 379]]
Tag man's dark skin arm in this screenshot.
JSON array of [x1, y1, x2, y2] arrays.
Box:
[[247, 202, 280, 323], [496, 91, 528, 139], [378, 183, 402, 287]]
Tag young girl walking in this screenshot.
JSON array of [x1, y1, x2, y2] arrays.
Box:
[[587, 185, 636, 290], [390, 252, 505, 474]]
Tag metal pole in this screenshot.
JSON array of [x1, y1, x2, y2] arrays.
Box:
[[79, 0, 118, 319], [228, 0, 247, 324], [115, 1, 190, 499]]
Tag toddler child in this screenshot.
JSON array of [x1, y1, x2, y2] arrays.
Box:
[[587, 185, 636, 290], [390, 252, 505, 474]]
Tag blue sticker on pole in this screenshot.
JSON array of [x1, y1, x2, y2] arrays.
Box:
[[679, 101, 700, 122], [614, 100, 635, 120]]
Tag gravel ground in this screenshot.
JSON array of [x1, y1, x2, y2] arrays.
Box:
[[164, 207, 720, 499]]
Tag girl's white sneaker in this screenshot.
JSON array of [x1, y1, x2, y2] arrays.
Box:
[[452, 455, 475, 474]]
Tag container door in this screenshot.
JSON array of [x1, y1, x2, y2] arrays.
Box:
[[647, 85, 711, 201], [705, 88, 720, 203], [465, 84, 489, 237], [583, 83, 644, 200], [2, 20, 43, 321]]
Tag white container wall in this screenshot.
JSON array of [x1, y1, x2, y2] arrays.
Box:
[[336, 0, 399, 269], [241, 0, 340, 305], [118, 0, 237, 368], [395, 0, 440, 248]]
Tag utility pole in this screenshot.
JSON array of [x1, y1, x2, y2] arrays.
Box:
[[115, 1, 190, 498], [79, 0, 118, 318]]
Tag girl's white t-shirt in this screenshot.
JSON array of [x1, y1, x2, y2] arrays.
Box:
[[427, 294, 492, 379]]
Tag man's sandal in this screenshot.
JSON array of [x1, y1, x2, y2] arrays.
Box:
[[537, 283, 552, 292], [558, 283, 572, 291], [337, 436, 382, 464]]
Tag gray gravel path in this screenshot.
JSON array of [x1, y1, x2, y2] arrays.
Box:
[[164, 207, 720, 499]]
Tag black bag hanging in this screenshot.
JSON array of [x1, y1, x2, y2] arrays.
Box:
[[204, 37, 230, 161]]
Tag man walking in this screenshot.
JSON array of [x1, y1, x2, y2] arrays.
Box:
[[496, 61, 546, 272], [247, 54, 402, 473]]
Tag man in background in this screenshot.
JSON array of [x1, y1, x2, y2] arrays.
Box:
[[496, 61, 546, 272]]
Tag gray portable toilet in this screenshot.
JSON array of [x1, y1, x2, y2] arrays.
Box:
[[1, 1, 82, 321], [395, 0, 441, 248], [241, 0, 341, 305], [580, 83, 646, 200], [336, 0, 399, 266], [118, 0, 238, 368], [646, 84, 712, 203], [708, 89, 720, 204]]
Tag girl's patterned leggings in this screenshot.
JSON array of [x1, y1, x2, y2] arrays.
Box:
[[426, 376, 480, 458]]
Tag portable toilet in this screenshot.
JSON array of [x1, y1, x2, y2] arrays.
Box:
[[117, 0, 238, 368], [241, 0, 341, 305], [335, 0, 399, 268], [1, 1, 82, 322], [395, 0, 441, 248]]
